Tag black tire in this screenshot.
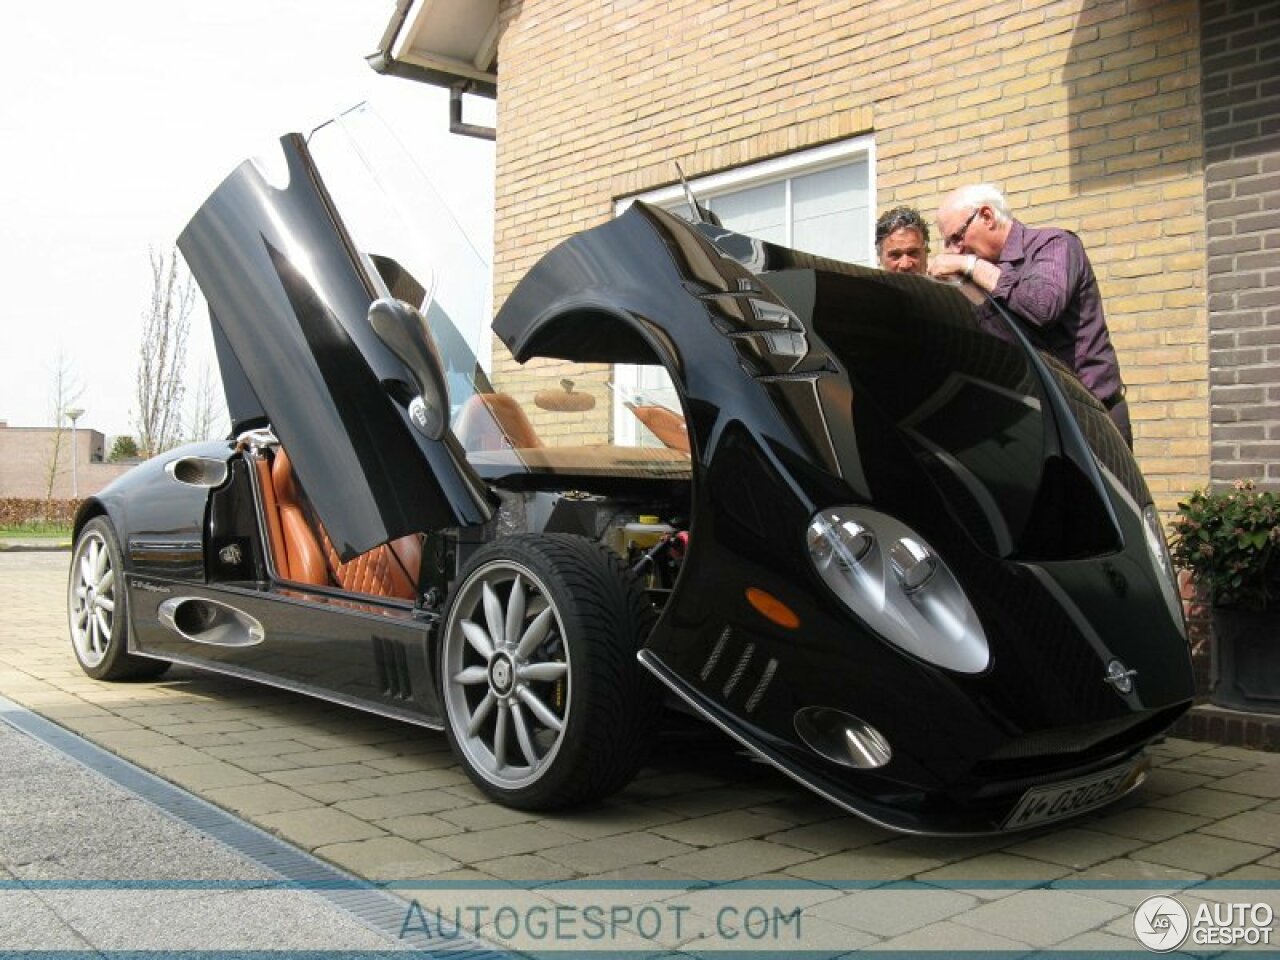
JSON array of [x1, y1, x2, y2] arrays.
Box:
[[68, 516, 170, 682], [439, 533, 659, 809]]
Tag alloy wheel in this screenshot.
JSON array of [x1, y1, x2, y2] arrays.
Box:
[[442, 560, 570, 790], [69, 528, 117, 669]]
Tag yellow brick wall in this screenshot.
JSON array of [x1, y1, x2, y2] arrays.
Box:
[[491, 0, 1208, 507]]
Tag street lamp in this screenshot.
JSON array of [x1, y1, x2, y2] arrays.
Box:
[[65, 407, 85, 499]]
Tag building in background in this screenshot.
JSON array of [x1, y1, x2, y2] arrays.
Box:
[[375, 0, 1280, 507], [0, 422, 133, 499]]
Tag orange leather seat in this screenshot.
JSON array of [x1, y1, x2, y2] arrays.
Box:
[[627, 402, 690, 454], [453, 392, 543, 451], [258, 448, 421, 600], [319, 527, 421, 601], [266, 449, 330, 587]]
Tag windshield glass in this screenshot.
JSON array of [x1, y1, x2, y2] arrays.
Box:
[[306, 106, 691, 482], [307, 105, 492, 406]]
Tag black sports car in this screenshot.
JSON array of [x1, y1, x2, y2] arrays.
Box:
[[68, 111, 1194, 835]]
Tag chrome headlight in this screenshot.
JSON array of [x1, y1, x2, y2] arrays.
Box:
[[1142, 503, 1187, 636], [806, 506, 989, 673]]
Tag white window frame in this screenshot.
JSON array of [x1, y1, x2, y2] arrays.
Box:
[[615, 134, 877, 257], [611, 136, 877, 443]]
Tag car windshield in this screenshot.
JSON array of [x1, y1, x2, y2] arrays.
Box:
[[307, 107, 690, 481]]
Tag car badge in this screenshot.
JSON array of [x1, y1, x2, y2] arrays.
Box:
[[1104, 659, 1137, 695], [409, 396, 430, 431]]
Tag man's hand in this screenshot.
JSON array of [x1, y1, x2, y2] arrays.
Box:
[[928, 253, 987, 303], [928, 253, 976, 283]]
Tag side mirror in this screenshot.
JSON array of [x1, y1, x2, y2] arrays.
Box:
[[368, 298, 450, 441]]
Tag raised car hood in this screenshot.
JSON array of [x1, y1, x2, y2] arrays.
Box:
[[495, 202, 1136, 564], [178, 134, 490, 558], [494, 202, 1191, 834]]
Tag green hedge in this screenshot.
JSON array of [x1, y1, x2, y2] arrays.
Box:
[[0, 498, 81, 527]]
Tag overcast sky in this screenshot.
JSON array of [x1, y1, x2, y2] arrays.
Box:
[[1, 1, 495, 439]]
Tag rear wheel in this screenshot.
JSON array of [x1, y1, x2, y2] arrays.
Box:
[[68, 517, 169, 681], [440, 534, 658, 809]]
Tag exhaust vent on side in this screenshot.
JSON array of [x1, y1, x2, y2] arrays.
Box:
[[157, 597, 264, 647], [165, 456, 230, 488]]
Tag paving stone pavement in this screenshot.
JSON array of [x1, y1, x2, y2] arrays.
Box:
[[5, 549, 1280, 955], [0, 715, 413, 954]]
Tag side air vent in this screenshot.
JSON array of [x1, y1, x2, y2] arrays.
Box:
[[157, 597, 263, 647], [165, 456, 230, 489], [373, 636, 413, 700], [701, 627, 731, 681], [744, 658, 778, 713], [723, 642, 756, 698], [701, 626, 780, 714]]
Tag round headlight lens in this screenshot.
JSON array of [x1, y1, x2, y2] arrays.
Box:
[[807, 515, 873, 572], [806, 506, 989, 674], [889, 537, 937, 593]]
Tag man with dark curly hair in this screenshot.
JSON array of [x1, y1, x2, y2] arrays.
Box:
[[875, 206, 930, 275]]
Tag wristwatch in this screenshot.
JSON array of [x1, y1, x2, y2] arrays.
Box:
[[964, 255, 977, 281]]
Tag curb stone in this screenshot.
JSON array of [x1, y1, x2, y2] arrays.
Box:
[[0, 539, 71, 552]]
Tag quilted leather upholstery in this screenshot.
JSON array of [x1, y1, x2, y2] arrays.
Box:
[[319, 527, 421, 601], [260, 448, 421, 599]]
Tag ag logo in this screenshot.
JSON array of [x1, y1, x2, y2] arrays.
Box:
[[1134, 895, 1189, 952]]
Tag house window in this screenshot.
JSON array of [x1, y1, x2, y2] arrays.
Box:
[[613, 136, 876, 445]]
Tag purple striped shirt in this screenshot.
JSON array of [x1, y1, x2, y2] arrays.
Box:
[[978, 220, 1124, 403]]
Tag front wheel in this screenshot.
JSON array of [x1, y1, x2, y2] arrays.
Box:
[[439, 534, 658, 809], [68, 516, 169, 681]]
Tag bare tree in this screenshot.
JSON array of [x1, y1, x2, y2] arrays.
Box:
[[43, 348, 85, 500], [135, 246, 195, 457], [185, 361, 227, 442]]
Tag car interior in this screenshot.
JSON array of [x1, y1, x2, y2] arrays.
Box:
[[233, 372, 692, 605], [252, 445, 423, 601]]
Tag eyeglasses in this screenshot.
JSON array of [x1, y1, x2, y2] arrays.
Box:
[[944, 207, 981, 250]]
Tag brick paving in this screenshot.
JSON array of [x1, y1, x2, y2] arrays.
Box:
[[6, 549, 1280, 953]]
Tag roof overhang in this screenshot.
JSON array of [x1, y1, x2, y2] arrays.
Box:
[[369, 0, 499, 99]]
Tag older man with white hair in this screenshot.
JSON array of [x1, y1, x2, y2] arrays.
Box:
[[928, 184, 1131, 448]]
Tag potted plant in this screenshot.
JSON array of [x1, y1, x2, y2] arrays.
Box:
[[1169, 480, 1280, 712]]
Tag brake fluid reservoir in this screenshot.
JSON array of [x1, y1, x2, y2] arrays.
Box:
[[624, 516, 674, 554]]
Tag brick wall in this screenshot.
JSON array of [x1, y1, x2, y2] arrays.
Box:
[[0, 427, 133, 499], [492, 0, 1208, 507], [1201, 0, 1280, 489]]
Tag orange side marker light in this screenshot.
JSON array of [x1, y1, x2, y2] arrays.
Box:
[[745, 587, 800, 630]]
